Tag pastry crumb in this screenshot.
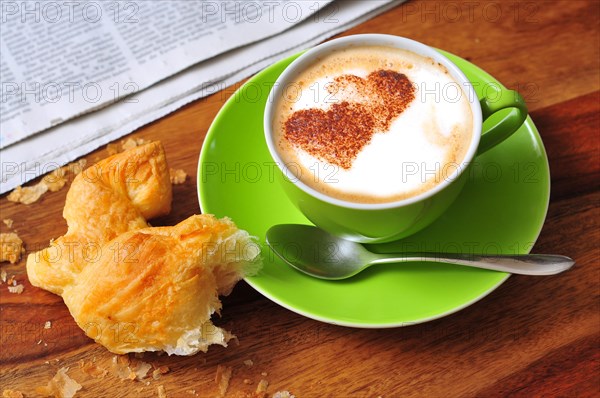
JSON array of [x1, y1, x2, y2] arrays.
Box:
[[118, 355, 130, 367], [2, 219, 14, 229], [261, 371, 268, 377], [0, 269, 6, 283], [2, 389, 24, 398], [215, 365, 233, 397], [67, 159, 87, 175], [243, 379, 253, 385], [157, 385, 167, 398], [7, 284, 24, 294], [169, 168, 187, 185], [0, 232, 25, 263], [122, 137, 148, 151], [35, 367, 82, 398], [121, 138, 137, 151], [272, 392, 295, 398], [111, 355, 132, 379], [106, 143, 120, 155], [152, 364, 169, 380], [79, 360, 108, 379], [243, 359, 254, 367], [113, 356, 151, 381], [7, 183, 48, 204], [44, 321, 52, 329], [42, 167, 67, 192], [107, 138, 148, 154], [255, 379, 269, 396], [132, 361, 152, 380], [7, 159, 87, 204]]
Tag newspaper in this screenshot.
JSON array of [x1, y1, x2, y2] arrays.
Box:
[[0, 0, 404, 193]]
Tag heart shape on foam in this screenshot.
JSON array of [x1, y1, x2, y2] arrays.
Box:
[[284, 70, 415, 169]]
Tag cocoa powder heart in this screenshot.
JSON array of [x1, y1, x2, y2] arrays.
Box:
[[284, 70, 415, 170]]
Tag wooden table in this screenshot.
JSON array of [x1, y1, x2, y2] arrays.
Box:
[[1, 1, 598, 396]]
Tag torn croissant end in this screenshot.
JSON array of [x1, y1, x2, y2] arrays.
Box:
[[26, 141, 261, 355]]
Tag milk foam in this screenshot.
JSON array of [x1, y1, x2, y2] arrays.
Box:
[[274, 46, 473, 203]]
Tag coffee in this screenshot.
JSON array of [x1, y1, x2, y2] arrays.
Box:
[[272, 45, 474, 204]]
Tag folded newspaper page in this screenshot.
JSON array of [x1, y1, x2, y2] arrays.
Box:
[[0, 0, 404, 193]]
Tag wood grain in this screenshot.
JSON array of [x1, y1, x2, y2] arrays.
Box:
[[1, 1, 599, 397]]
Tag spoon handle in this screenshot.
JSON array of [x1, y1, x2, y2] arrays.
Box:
[[371, 253, 575, 275]]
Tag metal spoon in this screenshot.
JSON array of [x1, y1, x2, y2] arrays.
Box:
[[266, 224, 575, 280]]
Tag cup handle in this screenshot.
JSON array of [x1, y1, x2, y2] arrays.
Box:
[[477, 89, 528, 155]]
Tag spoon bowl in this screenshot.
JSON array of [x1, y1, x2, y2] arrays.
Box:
[[266, 224, 575, 280]]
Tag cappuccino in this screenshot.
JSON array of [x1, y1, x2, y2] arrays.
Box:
[[272, 45, 474, 204]]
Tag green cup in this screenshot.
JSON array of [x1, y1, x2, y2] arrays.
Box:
[[264, 35, 528, 243]]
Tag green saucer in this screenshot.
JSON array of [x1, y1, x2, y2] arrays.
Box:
[[197, 52, 550, 327]]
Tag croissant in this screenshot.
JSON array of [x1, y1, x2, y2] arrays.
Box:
[[27, 142, 260, 355], [27, 141, 172, 295]]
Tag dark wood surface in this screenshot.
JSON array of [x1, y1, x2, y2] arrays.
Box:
[[1, 1, 599, 397]]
